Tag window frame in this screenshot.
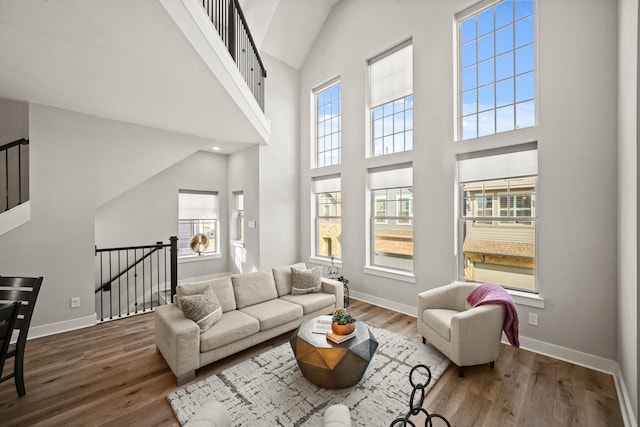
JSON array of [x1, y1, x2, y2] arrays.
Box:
[[456, 0, 536, 141], [178, 190, 220, 258], [312, 176, 342, 261], [313, 79, 342, 169]]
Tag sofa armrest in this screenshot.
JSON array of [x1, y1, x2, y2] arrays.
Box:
[[449, 304, 504, 364], [154, 303, 201, 384], [321, 277, 344, 309]]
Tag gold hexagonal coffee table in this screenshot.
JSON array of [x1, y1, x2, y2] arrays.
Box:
[[290, 316, 378, 389]]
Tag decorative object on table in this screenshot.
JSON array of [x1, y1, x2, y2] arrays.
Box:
[[331, 308, 355, 335], [327, 256, 350, 307], [168, 326, 450, 426], [189, 234, 209, 255], [326, 331, 356, 344], [389, 364, 451, 427]]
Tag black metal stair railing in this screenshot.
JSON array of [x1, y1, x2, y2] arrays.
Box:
[[0, 138, 29, 212], [201, 0, 267, 110], [95, 237, 178, 322]]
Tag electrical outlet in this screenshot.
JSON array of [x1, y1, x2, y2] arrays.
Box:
[[70, 297, 81, 308], [528, 312, 538, 326]]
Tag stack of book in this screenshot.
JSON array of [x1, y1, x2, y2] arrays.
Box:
[[326, 331, 356, 344]]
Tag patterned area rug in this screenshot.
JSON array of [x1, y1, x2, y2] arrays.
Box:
[[168, 326, 449, 426]]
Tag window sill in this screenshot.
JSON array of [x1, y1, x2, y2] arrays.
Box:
[[453, 280, 545, 308], [178, 253, 222, 264], [364, 265, 416, 283], [309, 256, 342, 269]]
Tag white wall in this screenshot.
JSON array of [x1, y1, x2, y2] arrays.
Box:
[[618, 0, 639, 421], [258, 53, 300, 270], [95, 150, 229, 280], [299, 0, 619, 362], [0, 104, 212, 333]]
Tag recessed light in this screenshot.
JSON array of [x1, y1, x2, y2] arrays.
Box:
[[212, 146, 221, 151]]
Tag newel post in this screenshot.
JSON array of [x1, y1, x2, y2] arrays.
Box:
[[169, 236, 178, 302]]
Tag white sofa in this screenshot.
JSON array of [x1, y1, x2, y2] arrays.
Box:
[[417, 282, 503, 376], [155, 263, 343, 385]]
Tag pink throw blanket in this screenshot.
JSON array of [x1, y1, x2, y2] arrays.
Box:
[[466, 283, 519, 347]]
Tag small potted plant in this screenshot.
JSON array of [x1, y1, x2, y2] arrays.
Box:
[[331, 308, 356, 335]]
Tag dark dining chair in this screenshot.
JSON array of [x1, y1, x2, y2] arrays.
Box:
[[0, 302, 21, 382], [0, 276, 43, 397]]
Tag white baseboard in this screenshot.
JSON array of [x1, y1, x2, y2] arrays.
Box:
[[352, 291, 636, 426], [28, 314, 97, 340]]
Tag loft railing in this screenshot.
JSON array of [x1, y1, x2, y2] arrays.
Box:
[[201, 0, 267, 110], [94, 237, 178, 322], [0, 138, 29, 212]]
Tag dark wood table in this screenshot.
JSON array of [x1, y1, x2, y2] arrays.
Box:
[[289, 315, 378, 389]]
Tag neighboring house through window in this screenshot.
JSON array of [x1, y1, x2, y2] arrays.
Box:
[[313, 176, 342, 260], [314, 80, 341, 168], [232, 191, 245, 242], [178, 190, 219, 257], [368, 165, 413, 272], [457, 148, 537, 292], [458, 0, 535, 139], [369, 40, 413, 156]]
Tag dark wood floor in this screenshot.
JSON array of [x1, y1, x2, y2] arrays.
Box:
[[0, 299, 624, 426]]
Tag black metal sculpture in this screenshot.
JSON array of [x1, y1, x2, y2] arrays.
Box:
[[389, 364, 451, 427]]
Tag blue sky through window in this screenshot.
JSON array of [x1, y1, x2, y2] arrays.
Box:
[[460, 0, 535, 140], [317, 83, 341, 167]]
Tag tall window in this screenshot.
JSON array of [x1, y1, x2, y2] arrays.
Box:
[[313, 176, 342, 259], [233, 191, 244, 242], [315, 81, 341, 168], [369, 166, 413, 271], [178, 190, 219, 257], [459, 0, 535, 140], [458, 149, 537, 291], [369, 41, 413, 156]]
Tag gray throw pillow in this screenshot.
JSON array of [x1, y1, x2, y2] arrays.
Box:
[[180, 287, 223, 333], [291, 266, 322, 295]]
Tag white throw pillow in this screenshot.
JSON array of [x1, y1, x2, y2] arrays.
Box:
[[291, 266, 322, 295]]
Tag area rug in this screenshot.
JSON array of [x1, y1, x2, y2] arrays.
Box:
[[168, 326, 449, 426]]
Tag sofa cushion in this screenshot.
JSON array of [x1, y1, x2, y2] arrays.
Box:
[[281, 293, 336, 315], [272, 262, 307, 296], [200, 311, 260, 353], [291, 266, 323, 295], [231, 271, 278, 309], [422, 308, 459, 342], [239, 299, 303, 331], [180, 287, 223, 332], [176, 277, 236, 313]]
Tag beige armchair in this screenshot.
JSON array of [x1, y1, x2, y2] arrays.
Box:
[[417, 282, 504, 376]]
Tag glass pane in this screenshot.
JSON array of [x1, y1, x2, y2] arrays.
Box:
[[461, 16, 476, 43], [477, 34, 495, 62], [496, 25, 513, 55], [318, 121, 325, 137], [332, 100, 340, 117], [383, 115, 393, 136], [331, 84, 340, 100], [478, 59, 495, 87], [478, 84, 495, 112], [394, 112, 405, 133], [331, 149, 339, 165], [515, 16, 534, 48], [318, 152, 325, 168], [462, 66, 477, 91], [325, 151, 332, 166], [462, 42, 477, 68], [477, 8, 494, 36], [405, 95, 413, 110], [515, 44, 534, 74], [496, 78, 514, 107], [372, 219, 413, 271], [318, 91, 326, 107], [394, 98, 405, 113], [374, 137, 383, 156], [515, 72, 534, 102], [405, 130, 413, 150], [496, 0, 513, 28], [478, 110, 495, 137], [332, 117, 340, 133], [495, 52, 514, 81], [394, 133, 404, 152], [383, 102, 394, 117], [383, 135, 393, 155], [373, 118, 383, 139], [373, 105, 383, 120], [515, 0, 534, 20], [462, 90, 477, 115], [462, 114, 478, 139], [405, 109, 413, 130], [496, 105, 515, 132], [332, 133, 340, 149], [516, 100, 535, 128], [318, 136, 325, 152]]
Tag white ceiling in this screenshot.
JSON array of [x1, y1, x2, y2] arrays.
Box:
[[0, 0, 337, 152]]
